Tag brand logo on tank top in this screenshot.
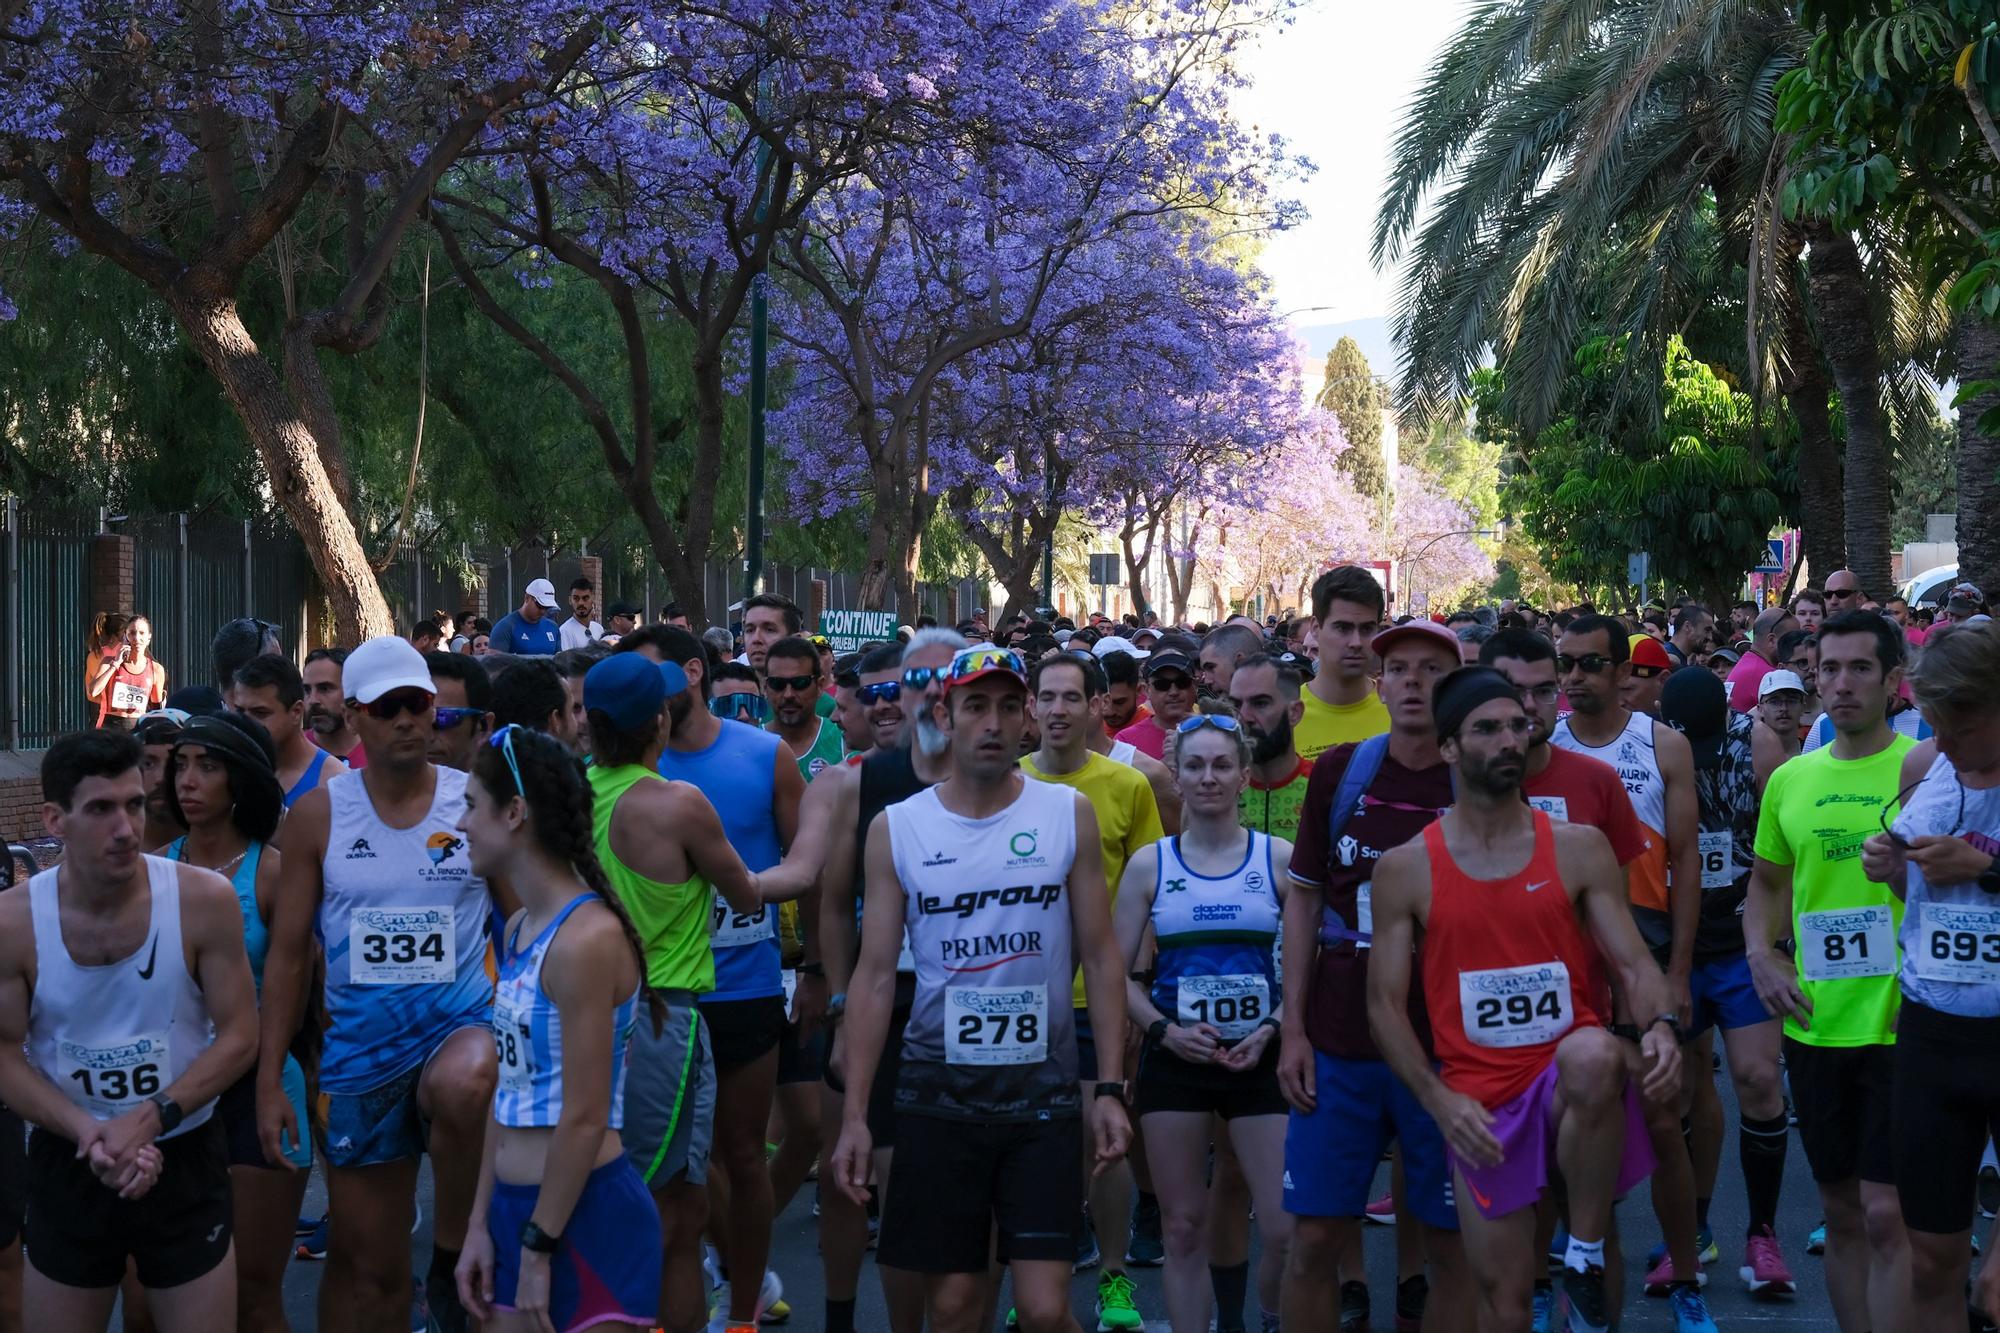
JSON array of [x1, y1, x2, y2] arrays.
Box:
[[344, 838, 376, 860], [425, 832, 462, 865], [922, 850, 960, 868], [1007, 830, 1043, 865], [1337, 836, 1359, 867], [940, 930, 1045, 971], [135, 935, 158, 980], [1245, 870, 1265, 891], [1163, 877, 1188, 894], [916, 883, 1062, 918], [1192, 904, 1242, 922]]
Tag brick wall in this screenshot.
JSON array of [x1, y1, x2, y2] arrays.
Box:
[[92, 534, 134, 618], [0, 774, 40, 842]]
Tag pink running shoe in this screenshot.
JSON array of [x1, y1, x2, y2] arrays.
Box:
[[1364, 1193, 1395, 1225], [1740, 1226, 1797, 1298], [1641, 1252, 1706, 1296]]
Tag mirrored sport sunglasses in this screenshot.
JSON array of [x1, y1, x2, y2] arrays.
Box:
[[708, 693, 773, 722], [434, 706, 482, 731], [134, 707, 192, 742], [857, 681, 902, 705], [945, 646, 1027, 685], [1175, 714, 1241, 736], [357, 688, 434, 720]]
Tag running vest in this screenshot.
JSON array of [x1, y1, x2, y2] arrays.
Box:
[[789, 719, 845, 782], [1420, 812, 1606, 1108], [1240, 758, 1313, 843], [657, 720, 783, 1003], [168, 838, 267, 990], [1894, 750, 2000, 1017], [1107, 740, 1139, 767], [284, 748, 333, 809], [858, 746, 929, 974], [890, 778, 1080, 1119], [493, 894, 640, 1130], [318, 766, 494, 1094], [1551, 711, 1670, 914], [589, 763, 716, 994], [1149, 832, 1281, 1041], [99, 657, 160, 721], [27, 857, 214, 1137]]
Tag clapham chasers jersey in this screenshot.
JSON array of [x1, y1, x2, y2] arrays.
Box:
[[888, 778, 1081, 1121]]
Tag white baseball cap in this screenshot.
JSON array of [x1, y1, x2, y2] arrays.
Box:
[[343, 635, 437, 704], [525, 578, 559, 609], [1758, 669, 1807, 700], [1091, 634, 1150, 660]]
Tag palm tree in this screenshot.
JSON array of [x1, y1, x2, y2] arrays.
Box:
[[1374, 0, 1916, 592]]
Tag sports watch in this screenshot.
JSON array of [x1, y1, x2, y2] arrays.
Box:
[[147, 1093, 183, 1135]]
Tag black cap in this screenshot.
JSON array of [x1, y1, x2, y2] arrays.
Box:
[[1659, 667, 1728, 769], [606, 601, 641, 619], [1144, 650, 1194, 678]]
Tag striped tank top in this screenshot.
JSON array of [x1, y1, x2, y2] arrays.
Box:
[[492, 893, 640, 1129], [1148, 832, 1281, 1041]]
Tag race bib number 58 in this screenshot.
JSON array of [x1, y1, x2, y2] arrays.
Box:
[[1797, 906, 1895, 982], [349, 907, 455, 984], [1459, 962, 1572, 1049], [946, 986, 1048, 1066]]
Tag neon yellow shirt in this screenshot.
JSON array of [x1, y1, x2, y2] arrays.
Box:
[[1021, 751, 1164, 1006], [1294, 686, 1389, 761], [1752, 734, 1915, 1048]]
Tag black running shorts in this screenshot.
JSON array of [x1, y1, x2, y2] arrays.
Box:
[[0, 1105, 22, 1248], [1892, 1000, 2000, 1234], [25, 1117, 232, 1289], [1783, 1036, 1894, 1185], [877, 1112, 1083, 1273], [699, 994, 787, 1073], [1134, 1041, 1286, 1120]]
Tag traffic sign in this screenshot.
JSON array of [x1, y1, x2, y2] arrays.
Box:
[[819, 608, 897, 654], [1754, 539, 1786, 574], [1088, 553, 1119, 586], [1627, 551, 1649, 589]]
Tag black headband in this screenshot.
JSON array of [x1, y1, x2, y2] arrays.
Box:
[[1432, 666, 1523, 742]]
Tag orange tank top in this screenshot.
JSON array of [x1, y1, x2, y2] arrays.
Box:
[[1421, 811, 1605, 1108]]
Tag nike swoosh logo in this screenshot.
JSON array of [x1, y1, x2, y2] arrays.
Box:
[[135, 935, 158, 980], [1469, 1179, 1493, 1209], [1524, 880, 1549, 894]]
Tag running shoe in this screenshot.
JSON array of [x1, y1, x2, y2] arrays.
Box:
[[1364, 1191, 1395, 1225], [1645, 1227, 1717, 1271], [295, 1213, 330, 1262], [717, 1269, 784, 1323], [1074, 1224, 1101, 1274], [1530, 1280, 1557, 1333], [296, 1211, 325, 1238], [1094, 1270, 1144, 1331], [759, 1297, 790, 1325], [1642, 1252, 1708, 1295], [1338, 1279, 1369, 1331], [1559, 1263, 1611, 1333], [1126, 1193, 1164, 1267], [1740, 1225, 1797, 1297], [1805, 1221, 1826, 1256], [1982, 1160, 2000, 1221], [1666, 1283, 1719, 1333], [1394, 1272, 1427, 1332]]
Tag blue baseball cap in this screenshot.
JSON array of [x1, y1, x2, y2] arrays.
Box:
[[584, 653, 667, 730], [657, 660, 689, 698]]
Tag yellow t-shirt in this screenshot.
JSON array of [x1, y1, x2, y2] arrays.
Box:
[[1020, 751, 1165, 1006], [1294, 686, 1390, 760]]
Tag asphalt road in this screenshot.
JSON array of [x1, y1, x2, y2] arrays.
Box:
[[113, 1046, 1979, 1330]]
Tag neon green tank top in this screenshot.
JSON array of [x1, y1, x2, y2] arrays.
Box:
[[589, 763, 715, 993]]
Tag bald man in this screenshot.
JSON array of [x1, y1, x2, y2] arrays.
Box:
[[1724, 606, 1799, 712]]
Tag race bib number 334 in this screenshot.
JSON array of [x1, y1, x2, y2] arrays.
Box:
[[349, 907, 455, 984]]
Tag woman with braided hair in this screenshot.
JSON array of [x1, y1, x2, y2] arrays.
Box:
[[453, 724, 662, 1333]]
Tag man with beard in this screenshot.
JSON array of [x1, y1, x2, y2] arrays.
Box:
[[1228, 654, 1312, 844], [231, 653, 345, 807], [1096, 647, 1150, 739], [418, 653, 493, 773], [302, 647, 365, 767], [1666, 604, 1716, 668], [136, 708, 191, 850], [1021, 652, 1164, 1331]]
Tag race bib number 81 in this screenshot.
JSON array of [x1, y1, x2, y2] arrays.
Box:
[[1913, 902, 2000, 985], [350, 908, 455, 984], [1797, 906, 1895, 982], [1459, 962, 1572, 1049], [946, 985, 1048, 1066]]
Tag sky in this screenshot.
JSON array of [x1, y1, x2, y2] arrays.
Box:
[[1234, 0, 1472, 331]]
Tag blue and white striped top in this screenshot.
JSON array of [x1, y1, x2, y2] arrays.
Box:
[[492, 893, 640, 1130], [1148, 832, 1282, 1043]]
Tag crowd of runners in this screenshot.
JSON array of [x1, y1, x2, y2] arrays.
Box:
[[0, 565, 1997, 1333]]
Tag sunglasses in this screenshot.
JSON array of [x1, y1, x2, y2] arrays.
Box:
[[1881, 774, 1962, 848], [858, 681, 902, 705], [765, 674, 817, 694], [1555, 654, 1616, 675], [434, 706, 483, 731], [708, 693, 772, 722], [1148, 673, 1195, 691], [486, 722, 525, 795], [357, 689, 434, 720], [902, 666, 944, 690], [1175, 714, 1241, 735]]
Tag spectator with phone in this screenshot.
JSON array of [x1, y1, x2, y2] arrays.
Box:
[[88, 614, 167, 731]]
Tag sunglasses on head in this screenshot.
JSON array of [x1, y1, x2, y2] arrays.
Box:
[[944, 647, 1027, 684], [708, 693, 772, 722], [486, 722, 525, 795], [1555, 654, 1615, 675], [434, 707, 483, 731], [765, 673, 817, 694], [357, 689, 435, 720], [1175, 714, 1241, 735]]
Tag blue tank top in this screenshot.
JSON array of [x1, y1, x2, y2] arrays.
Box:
[[1148, 832, 1281, 1043], [284, 749, 332, 809], [493, 893, 640, 1130], [169, 837, 268, 991], [657, 719, 784, 1002]]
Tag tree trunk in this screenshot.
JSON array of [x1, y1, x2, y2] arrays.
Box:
[[1806, 224, 1892, 598], [1955, 313, 2000, 601], [1120, 506, 1157, 620], [1778, 259, 1846, 580], [170, 290, 393, 641]]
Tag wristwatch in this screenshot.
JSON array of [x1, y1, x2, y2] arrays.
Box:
[[148, 1093, 183, 1135], [1093, 1081, 1127, 1101], [1647, 1014, 1687, 1045], [520, 1220, 561, 1254], [1147, 1018, 1170, 1046]]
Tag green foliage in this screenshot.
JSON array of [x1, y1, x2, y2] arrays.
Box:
[[1496, 336, 1791, 605], [1416, 411, 1504, 532], [1314, 337, 1389, 500], [1892, 393, 1959, 543]]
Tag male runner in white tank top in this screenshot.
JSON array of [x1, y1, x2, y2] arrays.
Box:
[[256, 637, 500, 1333], [0, 730, 258, 1332]]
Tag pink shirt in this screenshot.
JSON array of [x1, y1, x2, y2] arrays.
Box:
[[1725, 650, 1775, 712], [1112, 717, 1170, 761]]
